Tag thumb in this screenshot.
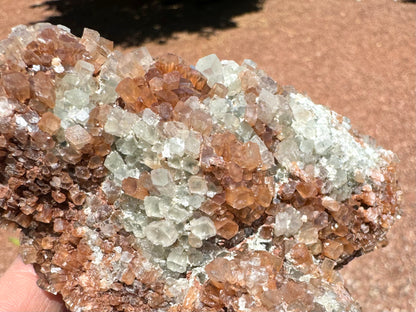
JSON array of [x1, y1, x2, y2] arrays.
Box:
[[0, 257, 66, 312]]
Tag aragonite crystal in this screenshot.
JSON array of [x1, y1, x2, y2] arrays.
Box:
[[0, 24, 401, 312]]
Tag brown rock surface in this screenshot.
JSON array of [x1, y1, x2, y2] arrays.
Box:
[[0, 1, 414, 311]]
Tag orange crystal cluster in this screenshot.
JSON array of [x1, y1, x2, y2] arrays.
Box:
[[0, 24, 401, 312]]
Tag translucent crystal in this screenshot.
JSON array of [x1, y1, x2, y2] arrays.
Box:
[[195, 54, 224, 87], [144, 220, 178, 247], [188, 176, 208, 195], [132, 120, 159, 144], [209, 97, 228, 118], [130, 47, 153, 70], [142, 108, 160, 126], [104, 151, 129, 181], [274, 206, 303, 237], [115, 135, 138, 156], [182, 157, 200, 174], [64, 124, 91, 150], [38, 112, 61, 135], [166, 204, 191, 224], [143, 196, 164, 218], [162, 137, 185, 158], [321, 196, 340, 212], [296, 223, 319, 245], [167, 247, 188, 273], [75, 60, 95, 76], [188, 194, 204, 209], [221, 60, 242, 94], [257, 89, 280, 124], [184, 132, 201, 157], [151, 168, 171, 187], [189, 217, 216, 240], [188, 233, 203, 248], [104, 107, 138, 137]]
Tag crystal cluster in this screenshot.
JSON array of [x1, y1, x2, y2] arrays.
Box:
[[0, 24, 401, 312]]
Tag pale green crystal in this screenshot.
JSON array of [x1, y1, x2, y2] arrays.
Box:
[[167, 247, 188, 273], [151, 168, 171, 187], [162, 137, 185, 158], [188, 176, 208, 195], [165, 204, 191, 224], [144, 220, 178, 247], [189, 217, 216, 240], [116, 135, 139, 156], [195, 54, 224, 87], [132, 120, 160, 144], [143, 196, 164, 218], [104, 107, 138, 137], [221, 60, 242, 95], [182, 157, 200, 174]]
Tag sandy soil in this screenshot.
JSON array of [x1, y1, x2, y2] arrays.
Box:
[[0, 0, 415, 311]]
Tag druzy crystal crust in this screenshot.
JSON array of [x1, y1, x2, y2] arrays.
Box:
[[0, 24, 401, 312]]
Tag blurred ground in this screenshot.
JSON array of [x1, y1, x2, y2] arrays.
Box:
[[0, 0, 415, 311]]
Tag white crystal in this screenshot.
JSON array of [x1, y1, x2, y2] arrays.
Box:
[[189, 217, 216, 240], [209, 97, 228, 118], [188, 194, 204, 209], [0, 98, 14, 117], [142, 108, 160, 126], [132, 120, 159, 144], [51, 57, 64, 73], [166, 204, 191, 224], [274, 205, 303, 237], [15, 115, 28, 128], [120, 251, 134, 263], [104, 107, 138, 137], [115, 135, 138, 156], [104, 151, 124, 173], [188, 176, 208, 195], [151, 168, 171, 187], [144, 196, 164, 218], [162, 137, 185, 158], [257, 89, 280, 124], [221, 60, 242, 94], [75, 60, 95, 76], [184, 131, 201, 157], [195, 54, 224, 87], [144, 220, 178, 247], [131, 47, 154, 70]]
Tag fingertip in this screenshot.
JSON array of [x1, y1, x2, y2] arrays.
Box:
[[0, 257, 66, 312]]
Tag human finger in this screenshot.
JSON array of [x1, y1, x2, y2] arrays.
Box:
[[0, 257, 66, 312]]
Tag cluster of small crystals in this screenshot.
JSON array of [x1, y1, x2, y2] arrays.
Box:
[[0, 24, 401, 312]]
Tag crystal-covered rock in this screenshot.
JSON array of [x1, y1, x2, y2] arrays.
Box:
[[0, 24, 401, 312]]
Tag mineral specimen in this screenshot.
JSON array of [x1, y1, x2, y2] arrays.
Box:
[[0, 24, 401, 312]]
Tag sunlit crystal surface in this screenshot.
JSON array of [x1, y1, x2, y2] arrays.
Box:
[[0, 24, 402, 312]]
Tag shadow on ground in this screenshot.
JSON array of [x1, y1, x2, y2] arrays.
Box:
[[31, 0, 264, 46]]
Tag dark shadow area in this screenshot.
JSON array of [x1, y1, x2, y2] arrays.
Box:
[[31, 0, 264, 46]]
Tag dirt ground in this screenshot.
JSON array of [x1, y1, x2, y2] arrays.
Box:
[[0, 0, 415, 311]]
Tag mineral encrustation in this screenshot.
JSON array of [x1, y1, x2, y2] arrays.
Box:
[[0, 24, 401, 312]]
